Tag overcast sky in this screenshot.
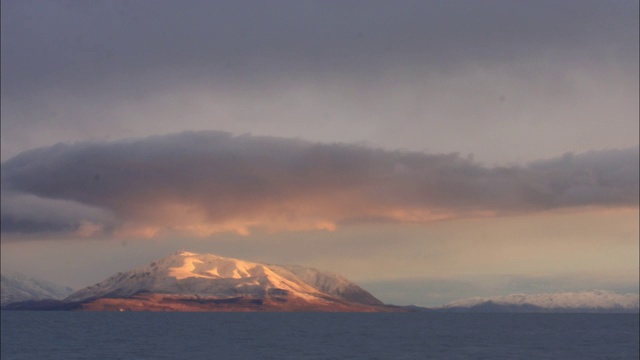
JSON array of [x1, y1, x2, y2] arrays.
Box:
[[1, 0, 638, 306]]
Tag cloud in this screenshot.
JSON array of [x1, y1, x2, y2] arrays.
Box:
[[2, 1, 637, 163], [0, 190, 115, 237], [1, 131, 637, 239], [2, 0, 636, 98]]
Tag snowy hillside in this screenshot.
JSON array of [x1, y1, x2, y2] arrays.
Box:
[[269, 264, 384, 306], [65, 251, 382, 308], [1, 273, 73, 306], [439, 290, 639, 312]]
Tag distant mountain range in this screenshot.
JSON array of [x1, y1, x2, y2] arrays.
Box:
[[430, 290, 639, 313], [3, 252, 637, 313], [1, 273, 73, 306], [5, 251, 399, 312]]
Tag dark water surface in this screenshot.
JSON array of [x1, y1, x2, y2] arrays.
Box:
[[2, 312, 638, 359]]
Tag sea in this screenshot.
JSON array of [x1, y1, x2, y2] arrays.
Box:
[[1, 312, 638, 359]]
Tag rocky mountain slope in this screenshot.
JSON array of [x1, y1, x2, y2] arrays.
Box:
[[59, 251, 398, 312], [1, 273, 73, 306]]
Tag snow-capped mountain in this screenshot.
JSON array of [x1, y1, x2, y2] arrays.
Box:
[[1, 273, 73, 306], [62, 251, 394, 312], [268, 264, 384, 306], [437, 290, 639, 312]]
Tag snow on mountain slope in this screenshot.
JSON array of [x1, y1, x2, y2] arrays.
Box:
[[439, 290, 639, 312], [65, 251, 381, 308], [269, 264, 384, 306], [1, 273, 73, 306]]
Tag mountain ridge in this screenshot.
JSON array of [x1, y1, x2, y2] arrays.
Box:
[[433, 290, 639, 313], [1, 272, 74, 306], [5, 252, 636, 313], [54, 251, 398, 312]]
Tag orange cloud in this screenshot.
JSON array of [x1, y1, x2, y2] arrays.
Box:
[[2, 132, 637, 240]]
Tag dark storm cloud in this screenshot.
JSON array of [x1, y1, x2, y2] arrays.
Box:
[[2, 0, 637, 164], [0, 190, 115, 237], [0, 216, 76, 234], [1, 131, 637, 238], [2, 0, 637, 98]]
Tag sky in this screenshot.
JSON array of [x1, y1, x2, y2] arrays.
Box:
[[1, 0, 638, 307]]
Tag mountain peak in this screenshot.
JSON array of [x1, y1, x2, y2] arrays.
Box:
[[1, 273, 73, 306], [61, 251, 392, 312], [175, 250, 200, 257]]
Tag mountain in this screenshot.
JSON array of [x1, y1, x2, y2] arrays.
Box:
[[267, 264, 384, 306], [435, 290, 639, 313], [55, 251, 399, 312], [1, 273, 74, 306]]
